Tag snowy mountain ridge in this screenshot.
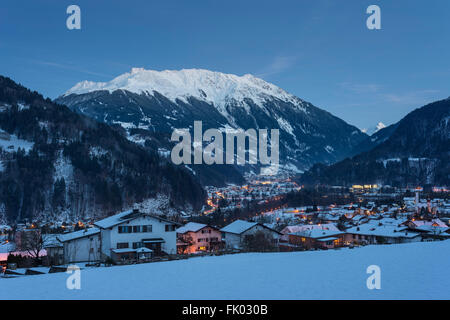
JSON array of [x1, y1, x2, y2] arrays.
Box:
[[361, 122, 386, 136], [64, 68, 306, 117], [58, 68, 368, 183]]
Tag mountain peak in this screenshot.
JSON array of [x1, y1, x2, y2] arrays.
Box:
[[361, 122, 387, 136], [63, 68, 303, 110]]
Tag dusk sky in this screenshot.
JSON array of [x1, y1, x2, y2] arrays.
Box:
[[1, 0, 449, 130]]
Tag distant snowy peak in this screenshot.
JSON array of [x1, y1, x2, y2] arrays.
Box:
[[361, 122, 387, 136], [64, 68, 304, 110], [375, 122, 386, 131]]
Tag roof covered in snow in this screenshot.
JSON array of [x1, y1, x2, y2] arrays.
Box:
[[177, 222, 208, 234], [94, 209, 181, 229], [94, 209, 134, 229], [282, 224, 340, 235], [410, 218, 447, 228], [220, 220, 258, 234], [290, 229, 344, 239], [57, 227, 100, 242], [346, 222, 419, 239]]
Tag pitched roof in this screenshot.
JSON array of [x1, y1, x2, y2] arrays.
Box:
[[346, 222, 419, 239], [220, 220, 258, 234], [94, 209, 181, 229], [220, 219, 281, 235], [281, 224, 339, 235], [290, 229, 344, 239], [410, 218, 447, 228], [176, 222, 208, 234], [94, 209, 134, 229], [57, 227, 100, 242]]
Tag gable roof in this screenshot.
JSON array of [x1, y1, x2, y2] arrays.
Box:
[[57, 227, 100, 242], [410, 218, 447, 228], [220, 220, 258, 234], [281, 224, 339, 235], [177, 222, 210, 234], [94, 209, 134, 229], [346, 222, 420, 239], [290, 229, 344, 239], [94, 209, 181, 229], [220, 219, 281, 235]]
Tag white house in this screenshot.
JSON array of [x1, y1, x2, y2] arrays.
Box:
[[94, 209, 180, 262], [220, 219, 281, 250], [57, 227, 101, 264], [54, 209, 180, 264]]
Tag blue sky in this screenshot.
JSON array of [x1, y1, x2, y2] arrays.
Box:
[[0, 0, 449, 130]]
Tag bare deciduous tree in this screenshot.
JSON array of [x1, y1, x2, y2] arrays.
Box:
[[18, 230, 43, 261]]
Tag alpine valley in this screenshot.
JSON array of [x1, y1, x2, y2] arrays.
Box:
[[56, 68, 368, 185], [302, 98, 450, 187]]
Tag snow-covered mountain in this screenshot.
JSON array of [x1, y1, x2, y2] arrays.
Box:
[[361, 122, 387, 136], [63, 68, 305, 123], [57, 68, 368, 182]]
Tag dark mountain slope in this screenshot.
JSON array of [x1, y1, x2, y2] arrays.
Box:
[[301, 98, 450, 187], [0, 76, 205, 224]]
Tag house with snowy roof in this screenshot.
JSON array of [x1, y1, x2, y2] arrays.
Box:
[[56, 227, 101, 264], [279, 223, 340, 242], [176, 222, 222, 254], [404, 218, 450, 240], [344, 219, 421, 245], [283, 226, 345, 250], [53, 209, 180, 264], [220, 219, 281, 250], [94, 208, 181, 262]]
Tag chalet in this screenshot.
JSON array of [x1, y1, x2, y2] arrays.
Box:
[[94, 209, 181, 262], [285, 228, 345, 250], [220, 220, 281, 250], [176, 222, 222, 254]]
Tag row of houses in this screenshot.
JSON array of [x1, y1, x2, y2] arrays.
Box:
[[46, 209, 281, 265], [279, 217, 450, 250], [45, 208, 450, 265]]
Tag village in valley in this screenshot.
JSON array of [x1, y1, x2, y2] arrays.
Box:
[[0, 180, 449, 277]]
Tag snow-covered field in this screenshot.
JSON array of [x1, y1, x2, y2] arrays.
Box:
[[1, 240, 449, 300]]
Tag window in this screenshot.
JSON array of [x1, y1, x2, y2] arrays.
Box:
[[118, 226, 132, 233], [132, 242, 142, 249], [142, 225, 152, 232], [117, 242, 129, 249], [133, 226, 141, 233], [165, 224, 176, 232]]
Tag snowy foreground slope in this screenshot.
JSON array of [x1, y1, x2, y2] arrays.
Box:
[[2, 240, 450, 300]]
